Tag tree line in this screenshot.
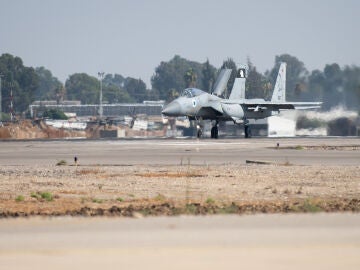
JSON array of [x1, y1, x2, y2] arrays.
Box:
[[0, 53, 359, 116]]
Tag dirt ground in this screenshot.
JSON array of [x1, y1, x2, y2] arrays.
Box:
[[0, 163, 359, 217], [0, 120, 166, 140], [0, 120, 86, 139]]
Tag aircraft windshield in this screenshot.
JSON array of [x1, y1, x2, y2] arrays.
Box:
[[181, 88, 205, 98]]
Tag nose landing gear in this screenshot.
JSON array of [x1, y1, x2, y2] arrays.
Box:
[[196, 124, 203, 138]]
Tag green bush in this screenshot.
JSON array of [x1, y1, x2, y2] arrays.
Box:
[[0, 113, 10, 121], [43, 109, 68, 120], [40, 192, 53, 201], [303, 199, 322, 213], [205, 197, 215, 204], [30, 192, 40, 199], [31, 192, 53, 201], [15, 195, 25, 202]]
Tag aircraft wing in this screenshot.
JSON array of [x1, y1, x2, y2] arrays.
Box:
[[222, 100, 322, 111]]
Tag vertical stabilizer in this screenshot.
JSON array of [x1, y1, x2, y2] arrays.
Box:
[[229, 68, 246, 100], [212, 69, 232, 96], [271, 62, 286, 102]]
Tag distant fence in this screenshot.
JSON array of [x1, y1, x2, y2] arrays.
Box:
[[29, 103, 164, 118]]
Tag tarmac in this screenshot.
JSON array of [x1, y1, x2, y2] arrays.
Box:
[[0, 137, 359, 166], [0, 214, 359, 270]]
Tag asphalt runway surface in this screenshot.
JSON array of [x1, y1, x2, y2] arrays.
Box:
[[0, 137, 359, 166], [0, 214, 359, 270]]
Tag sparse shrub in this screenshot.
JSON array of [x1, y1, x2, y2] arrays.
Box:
[[185, 203, 197, 214], [218, 203, 239, 214], [30, 192, 40, 199], [154, 193, 166, 201], [15, 195, 24, 202], [31, 192, 53, 201], [56, 160, 67, 166], [116, 197, 124, 202], [92, 198, 103, 203], [205, 197, 215, 204], [303, 199, 322, 213], [40, 192, 53, 201]]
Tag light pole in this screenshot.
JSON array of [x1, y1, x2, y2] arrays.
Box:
[[9, 82, 14, 122], [98, 72, 105, 118]]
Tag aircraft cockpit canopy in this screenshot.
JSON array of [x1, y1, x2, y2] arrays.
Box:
[[181, 88, 205, 98]]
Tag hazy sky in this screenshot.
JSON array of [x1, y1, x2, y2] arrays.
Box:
[[1, 0, 359, 87]]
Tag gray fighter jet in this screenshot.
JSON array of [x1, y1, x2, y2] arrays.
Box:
[[162, 63, 322, 138]]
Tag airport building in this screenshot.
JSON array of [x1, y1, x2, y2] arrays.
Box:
[[28, 100, 284, 138]]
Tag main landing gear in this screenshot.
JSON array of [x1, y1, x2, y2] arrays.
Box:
[[244, 120, 252, 138], [210, 121, 219, 139], [195, 120, 218, 139]]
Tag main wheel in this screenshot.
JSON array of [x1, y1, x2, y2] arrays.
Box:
[[244, 125, 252, 138], [211, 126, 219, 139], [214, 126, 219, 139]]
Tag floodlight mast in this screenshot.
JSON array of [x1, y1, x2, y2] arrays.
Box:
[[98, 72, 105, 118]]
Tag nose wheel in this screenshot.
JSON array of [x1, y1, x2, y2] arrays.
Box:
[[196, 122, 203, 138], [197, 126, 203, 138]]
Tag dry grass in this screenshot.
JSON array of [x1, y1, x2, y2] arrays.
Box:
[[0, 164, 359, 217], [0, 197, 359, 217], [136, 171, 205, 178], [76, 169, 104, 175]]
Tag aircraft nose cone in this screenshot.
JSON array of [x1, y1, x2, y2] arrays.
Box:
[[162, 101, 181, 116]]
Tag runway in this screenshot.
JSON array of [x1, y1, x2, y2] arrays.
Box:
[[0, 214, 359, 270], [0, 137, 359, 166]]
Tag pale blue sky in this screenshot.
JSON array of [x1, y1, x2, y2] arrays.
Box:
[[1, 0, 359, 87]]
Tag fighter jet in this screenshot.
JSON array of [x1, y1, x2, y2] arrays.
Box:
[[162, 62, 322, 138]]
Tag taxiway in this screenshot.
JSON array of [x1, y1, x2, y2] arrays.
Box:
[[0, 137, 359, 166]]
